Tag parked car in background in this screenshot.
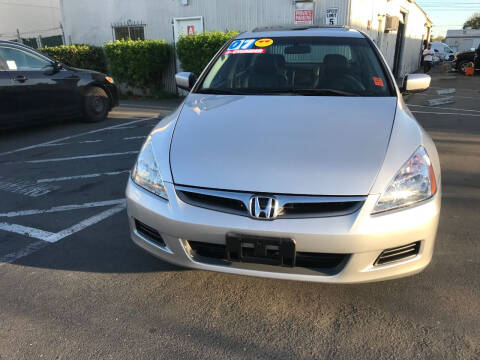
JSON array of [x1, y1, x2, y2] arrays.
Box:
[[126, 27, 441, 283], [0, 40, 119, 130], [430, 42, 455, 61], [452, 44, 480, 74]]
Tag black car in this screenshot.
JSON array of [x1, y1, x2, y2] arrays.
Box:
[[452, 44, 480, 74], [0, 40, 119, 130]]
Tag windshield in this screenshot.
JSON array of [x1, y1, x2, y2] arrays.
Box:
[[197, 36, 392, 97]]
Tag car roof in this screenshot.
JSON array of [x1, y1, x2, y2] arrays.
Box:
[[0, 40, 32, 49], [237, 26, 365, 39]]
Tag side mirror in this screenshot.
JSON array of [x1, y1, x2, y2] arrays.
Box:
[[175, 72, 196, 91], [401, 74, 431, 93], [54, 61, 63, 72], [45, 61, 62, 75]]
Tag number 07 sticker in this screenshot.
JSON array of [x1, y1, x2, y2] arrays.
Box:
[[228, 39, 256, 50]]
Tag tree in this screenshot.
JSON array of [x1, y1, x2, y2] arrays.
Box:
[[463, 13, 480, 29], [431, 36, 445, 42]]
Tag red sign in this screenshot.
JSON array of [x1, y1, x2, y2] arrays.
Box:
[[294, 9, 314, 25], [373, 77, 384, 87], [187, 25, 195, 36]]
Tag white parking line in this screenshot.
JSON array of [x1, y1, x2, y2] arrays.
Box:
[[124, 136, 147, 140], [38, 143, 70, 147], [411, 111, 480, 117], [0, 223, 55, 240], [0, 240, 48, 266], [109, 126, 137, 130], [0, 116, 157, 157], [120, 103, 175, 110], [408, 104, 480, 113], [416, 93, 477, 100], [0, 199, 125, 218], [26, 151, 139, 163], [0, 202, 126, 265], [79, 140, 103, 144], [46, 203, 126, 243], [0, 178, 58, 197], [36, 170, 130, 183]]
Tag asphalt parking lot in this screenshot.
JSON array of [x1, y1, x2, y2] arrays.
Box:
[[1, 71, 479, 359]]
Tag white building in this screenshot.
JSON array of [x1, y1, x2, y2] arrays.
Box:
[[60, 0, 431, 91], [445, 29, 480, 53], [0, 0, 63, 47]]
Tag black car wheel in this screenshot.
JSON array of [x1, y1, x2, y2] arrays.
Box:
[[83, 87, 109, 122]]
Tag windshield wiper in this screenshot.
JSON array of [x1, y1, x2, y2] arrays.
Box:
[[196, 88, 244, 95], [290, 88, 360, 97], [196, 88, 360, 96]]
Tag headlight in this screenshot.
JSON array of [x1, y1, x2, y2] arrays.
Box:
[[372, 146, 436, 214], [131, 138, 168, 200]]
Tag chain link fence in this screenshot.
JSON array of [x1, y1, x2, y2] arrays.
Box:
[[0, 26, 64, 48]]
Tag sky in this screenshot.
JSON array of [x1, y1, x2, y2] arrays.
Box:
[[416, 0, 480, 37]]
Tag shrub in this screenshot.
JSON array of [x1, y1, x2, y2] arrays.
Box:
[[39, 44, 107, 73], [176, 31, 239, 76], [103, 39, 171, 90]]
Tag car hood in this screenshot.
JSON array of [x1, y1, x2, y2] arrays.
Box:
[[169, 94, 397, 195], [455, 50, 474, 56]]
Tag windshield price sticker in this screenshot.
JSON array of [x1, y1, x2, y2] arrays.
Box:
[[224, 48, 266, 55], [373, 77, 384, 87], [228, 39, 256, 51], [225, 38, 273, 54]]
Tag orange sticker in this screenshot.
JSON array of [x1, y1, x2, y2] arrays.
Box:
[[255, 38, 273, 47], [373, 77, 384, 87]]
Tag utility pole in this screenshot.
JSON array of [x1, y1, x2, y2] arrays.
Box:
[[16, 29, 22, 44], [60, 23, 66, 45]]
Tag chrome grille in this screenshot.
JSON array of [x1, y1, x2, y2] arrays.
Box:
[[176, 185, 365, 219]]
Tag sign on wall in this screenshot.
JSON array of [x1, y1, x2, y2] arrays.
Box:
[[173, 16, 204, 72], [173, 16, 203, 43], [326, 8, 338, 26], [294, 2, 314, 25]]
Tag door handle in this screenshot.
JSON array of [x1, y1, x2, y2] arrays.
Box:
[[14, 75, 28, 83]]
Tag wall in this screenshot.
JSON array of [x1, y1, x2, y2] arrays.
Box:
[[445, 29, 480, 52], [60, 0, 430, 89], [61, 0, 350, 91], [348, 0, 430, 78], [61, 0, 351, 46], [0, 0, 62, 41]]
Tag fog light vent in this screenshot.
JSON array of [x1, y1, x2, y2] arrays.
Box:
[[135, 219, 165, 247], [375, 241, 420, 265]]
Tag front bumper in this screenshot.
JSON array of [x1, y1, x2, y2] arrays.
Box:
[[126, 180, 441, 283], [105, 82, 119, 109]]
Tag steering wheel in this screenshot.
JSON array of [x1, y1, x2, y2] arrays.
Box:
[[335, 73, 366, 92]]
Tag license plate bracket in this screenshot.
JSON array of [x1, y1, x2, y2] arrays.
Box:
[[225, 233, 296, 267]]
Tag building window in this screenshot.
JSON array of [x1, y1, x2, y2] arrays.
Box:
[[112, 21, 146, 41]]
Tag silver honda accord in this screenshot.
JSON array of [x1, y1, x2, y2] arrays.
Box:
[[126, 27, 441, 283]]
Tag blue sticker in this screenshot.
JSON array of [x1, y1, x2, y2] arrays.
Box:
[[228, 39, 256, 50]]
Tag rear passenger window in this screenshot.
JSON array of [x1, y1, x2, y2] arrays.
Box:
[[0, 46, 51, 71]]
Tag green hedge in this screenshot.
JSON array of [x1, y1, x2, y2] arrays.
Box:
[[39, 44, 107, 73], [103, 39, 171, 90], [176, 31, 239, 76]]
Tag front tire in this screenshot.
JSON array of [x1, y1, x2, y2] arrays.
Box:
[[83, 87, 109, 122]]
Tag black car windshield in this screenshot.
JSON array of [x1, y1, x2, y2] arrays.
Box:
[[196, 36, 393, 97]]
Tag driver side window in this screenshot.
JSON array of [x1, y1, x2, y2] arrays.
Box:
[[0, 46, 51, 71]]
